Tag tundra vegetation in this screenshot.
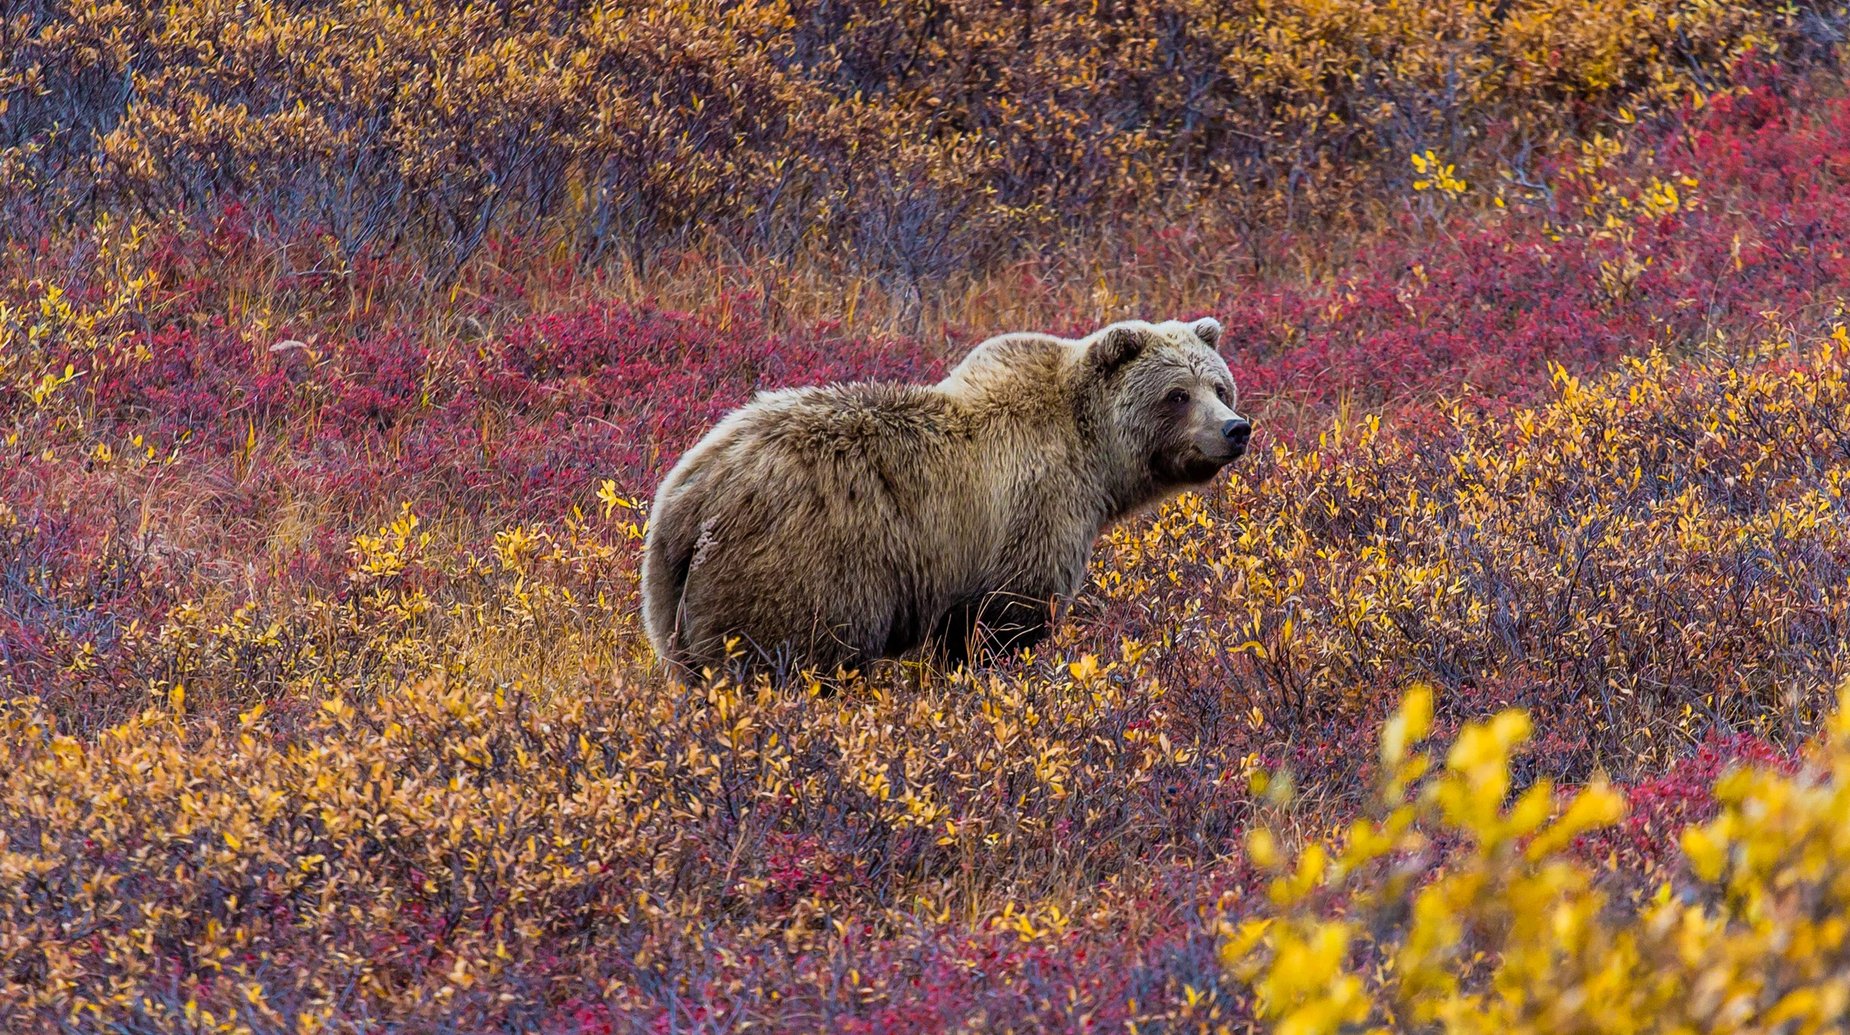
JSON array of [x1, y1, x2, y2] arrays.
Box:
[[6, 2, 1850, 1031]]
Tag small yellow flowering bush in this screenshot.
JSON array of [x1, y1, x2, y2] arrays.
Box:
[[1221, 683, 1850, 1033]]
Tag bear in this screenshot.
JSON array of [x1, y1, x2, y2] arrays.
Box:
[[639, 317, 1252, 678]]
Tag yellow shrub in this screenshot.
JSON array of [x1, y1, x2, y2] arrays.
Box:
[[1222, 683, 1850, 1033]]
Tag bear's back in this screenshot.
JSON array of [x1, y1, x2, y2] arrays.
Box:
[[746, 381, 970, 458], [938, 333, 1075, 402], [643, 377, 1006, 670]]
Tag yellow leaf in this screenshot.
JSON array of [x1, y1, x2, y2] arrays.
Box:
[[1380, 685, 1433, 767]]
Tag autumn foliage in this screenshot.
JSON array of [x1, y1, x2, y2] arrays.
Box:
[[6, 2, 1850, 1032], [6, 0, 1841, 302]]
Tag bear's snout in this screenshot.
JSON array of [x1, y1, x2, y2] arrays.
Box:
[[1222, 418, 1253, 452]]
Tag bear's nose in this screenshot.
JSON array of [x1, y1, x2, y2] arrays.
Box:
[[1222, 418, 1253, 448]]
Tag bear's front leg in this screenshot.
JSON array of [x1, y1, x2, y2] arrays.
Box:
[[929, 590, 1058, 669]]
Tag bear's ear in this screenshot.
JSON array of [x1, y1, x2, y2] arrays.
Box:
[[1088, 326, 1146, 374], [1192, 317, 1223, 349]]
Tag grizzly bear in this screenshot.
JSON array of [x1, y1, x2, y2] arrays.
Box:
[[640, 317, 1252, 677]]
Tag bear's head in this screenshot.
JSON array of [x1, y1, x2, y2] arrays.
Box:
[[1079, 317, 1251, 504]]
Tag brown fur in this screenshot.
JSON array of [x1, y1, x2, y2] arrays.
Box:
[[640, 318, 1250, 676]]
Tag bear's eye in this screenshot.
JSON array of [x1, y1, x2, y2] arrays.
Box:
[[1214, 384, 1230, 403], [1165, 388, 1190, 405]]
